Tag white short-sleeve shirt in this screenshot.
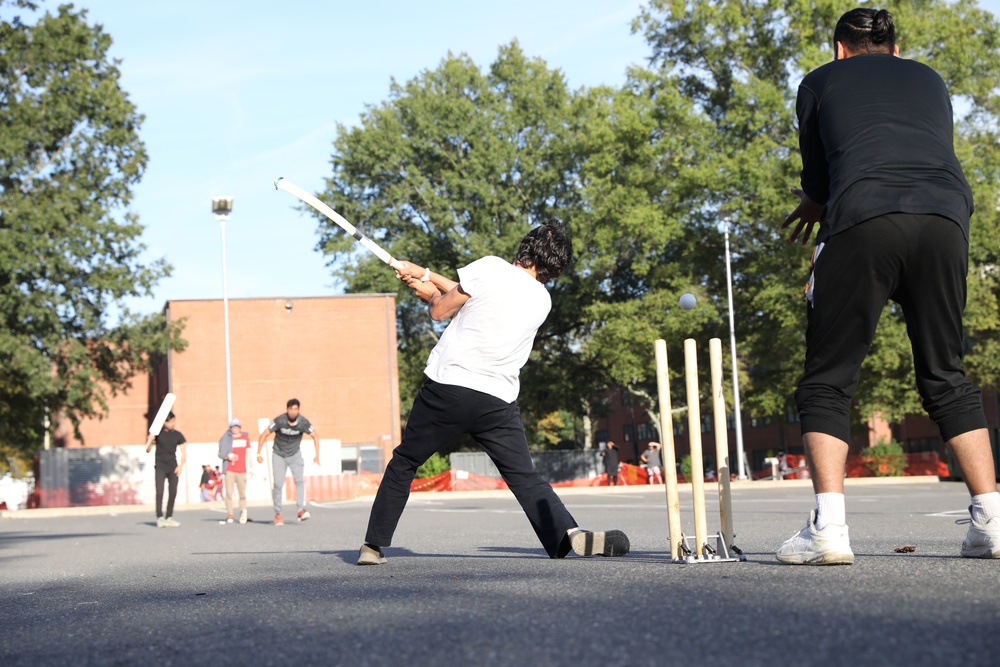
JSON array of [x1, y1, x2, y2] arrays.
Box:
[[423, 256, 551, 403]]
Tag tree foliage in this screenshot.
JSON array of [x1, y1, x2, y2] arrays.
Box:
[[320, 44, 595, 429], [634, 0, 1000, 427], [0, 1, 184, 464], [318, 1, 1000, 445]]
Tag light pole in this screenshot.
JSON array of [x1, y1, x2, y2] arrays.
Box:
[[212, 196, 234, 423], [723, 218, 747, 479]]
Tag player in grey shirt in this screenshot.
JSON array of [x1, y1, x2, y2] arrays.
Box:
[[256, 398, 320, 525], [641, 442, 663, 485]]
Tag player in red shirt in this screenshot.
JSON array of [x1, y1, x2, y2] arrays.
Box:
[[220, 419, 252, 524]]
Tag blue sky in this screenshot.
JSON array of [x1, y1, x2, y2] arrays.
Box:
[[71, 1, 1000, 317], [73, 0, 651, 316]]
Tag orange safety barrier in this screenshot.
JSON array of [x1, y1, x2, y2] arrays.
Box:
[[284, 451, 951, 504]]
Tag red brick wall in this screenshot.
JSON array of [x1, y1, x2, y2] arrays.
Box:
[[65, 295, 400, 455]]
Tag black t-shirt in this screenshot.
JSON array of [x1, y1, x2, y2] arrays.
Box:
[[602, 447, 619, 471], [154, 429, 186, 467], [797, 54, 973, 243]]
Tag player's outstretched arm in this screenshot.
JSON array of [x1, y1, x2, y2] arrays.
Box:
[[256, 430, 272, 463], [176, 444, 187, 477], [428, 284, 470, 321], [310, 432, 320, 465]]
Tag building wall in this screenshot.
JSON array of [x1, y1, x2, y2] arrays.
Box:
[[61, 295, 401, 457]]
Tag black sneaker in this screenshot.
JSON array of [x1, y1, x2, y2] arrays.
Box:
[[569, 529, 630, 557]]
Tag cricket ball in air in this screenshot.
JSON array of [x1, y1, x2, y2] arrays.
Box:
[[679, 293, 697, 311]]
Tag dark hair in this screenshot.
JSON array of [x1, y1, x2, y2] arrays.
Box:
[[834, 8, 895, 55], [166, 412, 175, 421], [286, 398, 300, 408], [513, 221, 572, 283]]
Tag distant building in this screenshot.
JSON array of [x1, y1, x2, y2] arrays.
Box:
[[55, 295, 401, 472]]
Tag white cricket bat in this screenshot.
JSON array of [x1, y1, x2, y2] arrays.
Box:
[[274, 177, 404, 270], [149, 393, 176, 436]]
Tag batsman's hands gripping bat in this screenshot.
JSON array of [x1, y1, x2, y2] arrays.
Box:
[[400, 273, 441, 303]]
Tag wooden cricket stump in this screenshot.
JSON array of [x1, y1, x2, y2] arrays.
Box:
[[655, 337, 746, 564]]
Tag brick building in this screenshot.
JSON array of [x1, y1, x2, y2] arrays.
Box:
[[57, 295, 401, 470]]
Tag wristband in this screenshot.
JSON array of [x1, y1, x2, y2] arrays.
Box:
[[420, 267, 431, 282]]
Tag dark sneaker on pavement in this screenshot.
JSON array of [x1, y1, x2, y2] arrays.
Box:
[[570, 529, 630, 557]]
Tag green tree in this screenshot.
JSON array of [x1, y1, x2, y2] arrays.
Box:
[[0, 1, 185, 468], [633, 0, 1000, 429], [318, 44, 718, 443], [318, 43, 604, 444], [316, 2, 1000, 450]]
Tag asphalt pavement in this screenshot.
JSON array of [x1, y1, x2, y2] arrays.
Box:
[[1, 479, 998, 666]]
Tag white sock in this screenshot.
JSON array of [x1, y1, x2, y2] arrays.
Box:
[[814, 492, 846, 530], [971, 492, 1000, 524]]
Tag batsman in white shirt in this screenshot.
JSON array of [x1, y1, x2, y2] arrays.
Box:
[[357, 222, 630, 565]]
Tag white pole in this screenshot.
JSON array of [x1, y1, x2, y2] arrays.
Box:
[[724, 218, 747, 479], [218, 214, 233, 424]]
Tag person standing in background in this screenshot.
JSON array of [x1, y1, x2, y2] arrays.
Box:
[[601, 441, 620, 487], [221, 419, 251, 524], [145, 412, 186, 528]]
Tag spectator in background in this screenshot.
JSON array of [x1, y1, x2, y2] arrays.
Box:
[[199, 465, 212, 502], [212, 466, 224, 501], [145, 412, 186, 528], [641, 442, 663, 485], [601, 441, 620, 487], [221, 419, 251, 524]]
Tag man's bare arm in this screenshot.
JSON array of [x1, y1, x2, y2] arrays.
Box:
[[310, 432, 320, 465]]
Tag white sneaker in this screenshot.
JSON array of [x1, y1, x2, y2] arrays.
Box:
[[960, 515, 1000, 559], [356, 544, 387, 565], [776, 510, 854, 565]]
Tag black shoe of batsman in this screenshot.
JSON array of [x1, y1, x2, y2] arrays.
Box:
[[569, 529, 630, 557]]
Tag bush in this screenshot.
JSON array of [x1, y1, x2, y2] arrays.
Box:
[[415, 452, 450, 479], [860, 439, 907, 477]]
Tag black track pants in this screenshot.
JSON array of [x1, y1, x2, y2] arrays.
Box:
[[795, 213, 986, 442]]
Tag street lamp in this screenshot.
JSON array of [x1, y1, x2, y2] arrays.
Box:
[[723, 218, 747, 479], [212, 196, 234, 424]]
